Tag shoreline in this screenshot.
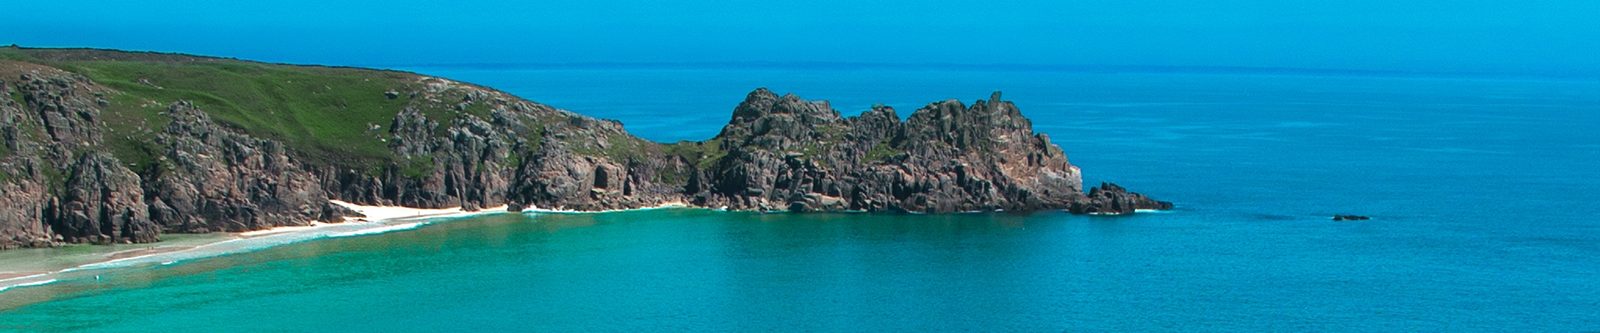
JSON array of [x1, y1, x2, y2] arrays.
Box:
[[517, 201, 689, 214], [235, 200, 507, 238], [0, 200, 520, 294], [1, 200, 1127, 293]]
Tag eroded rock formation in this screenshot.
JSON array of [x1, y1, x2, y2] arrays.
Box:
[[684, 89, 1088, 213]]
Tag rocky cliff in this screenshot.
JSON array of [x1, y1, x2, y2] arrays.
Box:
[[0, 47, 1169, 249], [684, 89, 1086, 212]]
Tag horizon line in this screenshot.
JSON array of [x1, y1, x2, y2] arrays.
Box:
[[385, 61, 1599, 81], [7, 44, 1595, 81]]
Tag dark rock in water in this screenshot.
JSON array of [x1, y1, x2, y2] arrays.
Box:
[[1068, 182, 1174, 215], [1332, 215, 1371, 221]]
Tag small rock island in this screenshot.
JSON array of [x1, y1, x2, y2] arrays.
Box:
[[0, 47, 1168, 249]]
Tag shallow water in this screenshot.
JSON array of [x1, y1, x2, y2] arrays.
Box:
[[1, 68, 1596, 331]]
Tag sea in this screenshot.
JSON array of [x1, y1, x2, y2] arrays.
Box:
[[0, 66, 1596, 332]]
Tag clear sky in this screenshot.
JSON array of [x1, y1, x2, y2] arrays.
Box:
[[3, 0, 1596, 76]]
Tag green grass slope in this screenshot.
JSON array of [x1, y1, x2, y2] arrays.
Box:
[[1, 46, 484, 170]]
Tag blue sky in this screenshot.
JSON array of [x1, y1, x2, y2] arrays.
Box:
[[3, 0, 1596, 75]]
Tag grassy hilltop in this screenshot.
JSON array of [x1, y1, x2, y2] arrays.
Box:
[[0, 46, 528, 171]]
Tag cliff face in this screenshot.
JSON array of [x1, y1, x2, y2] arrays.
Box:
[[0, 47, 1169, 249], [0, 63, 354, 247], [683, 89, 1085, 212], [0, 65, 161, 247], [144, 101, 352, 233]]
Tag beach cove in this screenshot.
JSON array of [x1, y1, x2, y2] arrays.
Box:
[[0, 201, 516, 297], [0, 67, 1595, 331]]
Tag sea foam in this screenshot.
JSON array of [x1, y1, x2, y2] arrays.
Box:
[[0, 278, 56, 293], [327, 221, 429, 238]]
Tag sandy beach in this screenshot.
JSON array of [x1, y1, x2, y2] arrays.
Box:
[[0, 199, 701, 293], [0, 272, 44, 281], [0, 200, 516, 293], [238, 201, 506, 237], [516, 201, 688, 214], [105, 246, 197, 261]]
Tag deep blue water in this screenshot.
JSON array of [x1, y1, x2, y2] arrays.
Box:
[[0, 68, 1596, 331]]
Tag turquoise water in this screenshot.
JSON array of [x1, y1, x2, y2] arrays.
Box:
[[1, 68, 1598, 331]]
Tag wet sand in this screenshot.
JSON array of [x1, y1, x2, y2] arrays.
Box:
[[105, 246, 197, 261], [0, 272, 44, 280]]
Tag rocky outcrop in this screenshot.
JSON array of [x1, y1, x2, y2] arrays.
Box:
[[0, 49, 1170, 249], [45, 153, 157, 244], [1067, 182, 1174, 215], [0, 79, 57, 249], [143, 101, 353, 233], [324, 88, 691, 212], [683, 89, 1089, 213], [0, 65, 148, 247], [322, 87, 1166, 215], [1, 65, 357, 247], [502, 110, 692, 211], [0, 170, 54, 249]]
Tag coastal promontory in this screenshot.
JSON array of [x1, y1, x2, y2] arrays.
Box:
[[0, 47, 1168, 249]]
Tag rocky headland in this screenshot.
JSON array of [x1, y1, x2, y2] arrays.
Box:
[[0, 47, 1169, 249]]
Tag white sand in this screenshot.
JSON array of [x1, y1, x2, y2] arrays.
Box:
[[2, 199, 699, 293], [333, 200, 507, 221], [1, 200, 517, 293], [235, 223, 331, 237], [516, 201, 688, 214], [237, 200, 508, 237]]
